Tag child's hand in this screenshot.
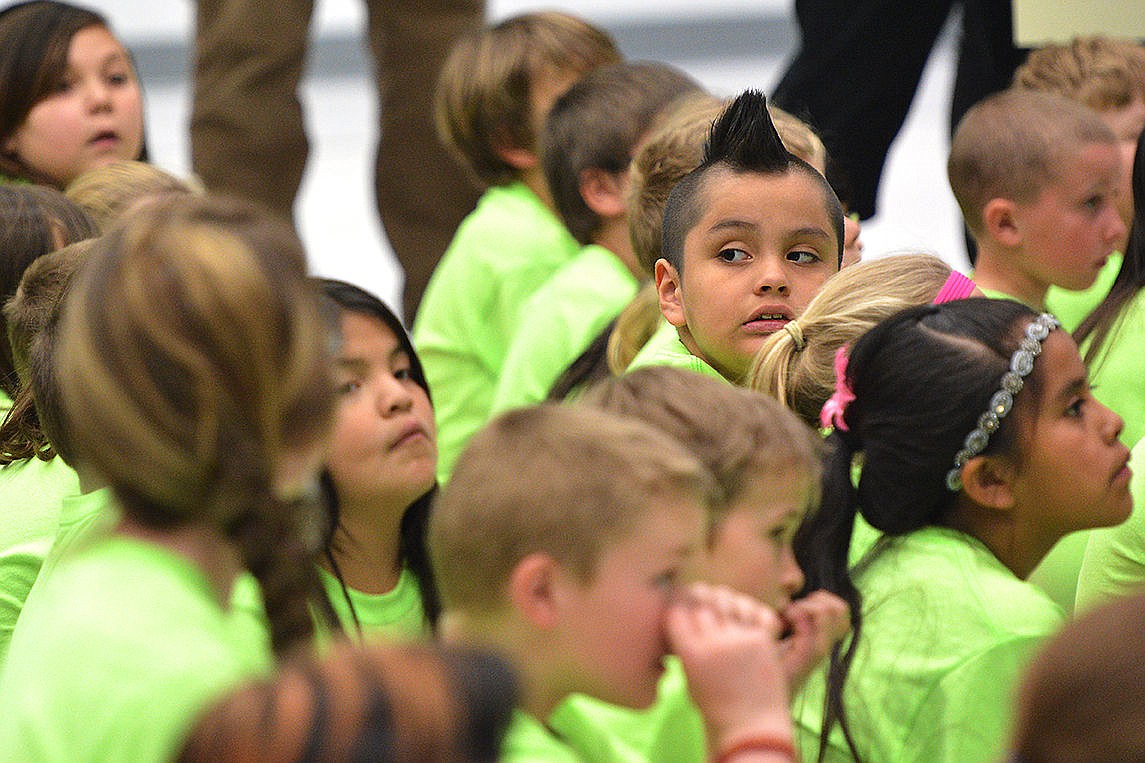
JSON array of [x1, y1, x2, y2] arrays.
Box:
[[779, 589, 851, 694], [667, 583, 794, 757]]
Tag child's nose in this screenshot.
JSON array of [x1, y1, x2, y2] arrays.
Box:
[[782, 550, 805, 596], [753, 257, 789, 294], [377, 376, 414, 415]]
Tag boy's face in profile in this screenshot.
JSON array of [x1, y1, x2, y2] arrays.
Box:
[[658, 168, 839, 382], [1012, 141, 1125, 293], [1097, 98, 1145, 249], [554, 497, 705, 709], [695, 469, 809, 611]]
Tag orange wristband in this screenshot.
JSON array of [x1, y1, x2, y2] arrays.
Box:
[[715, 734, 797, 763]]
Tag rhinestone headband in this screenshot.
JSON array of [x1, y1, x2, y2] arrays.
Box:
[[945, 313, 1060, 492]]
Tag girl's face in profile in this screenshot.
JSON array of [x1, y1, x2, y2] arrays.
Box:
[[2, 25, 144, 187], [1007, 331, 1132, 540], [327, 311, 437, 514]]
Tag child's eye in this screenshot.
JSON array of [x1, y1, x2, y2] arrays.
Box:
[[337, 379, 362, 396], [1066, 397, 1086, 418], [718, 248, 750, 263], [1083, 195, 1105, 212], [786, 249, 821, 264], [107, 71, 131, 86], [50, 77, 74, 94], [652, 569, 680, 592]]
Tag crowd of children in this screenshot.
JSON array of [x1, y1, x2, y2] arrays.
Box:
[[4, 0, 1145, 760]]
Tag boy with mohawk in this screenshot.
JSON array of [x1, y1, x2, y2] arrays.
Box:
[[631, 89, 844, 384]]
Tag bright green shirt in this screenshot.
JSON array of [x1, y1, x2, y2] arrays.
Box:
[[1076, 436, 1145, 612], [492, 244, 640, 413], [318, 565, 427, 642], [0, 534, 273, 762], [794, 526, 1062, 763], [626, 320, 727, 381], [0, 456, 81, 667], [1045, 251, 1122, 332], [500, 710, 584, 762], [551, 657, 706, 763], [413, 181, 580, 483]]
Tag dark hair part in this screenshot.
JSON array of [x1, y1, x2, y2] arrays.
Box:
[[178, 641, 517, 763], [797, 298, 1044, 761], [318, 278, 441, 630], [0, 183, 96, 398], [0, 1, 148, 183], [1075, 123, 1145, 367], [543, 61, 701, 244], [660, 89, 845, 272]]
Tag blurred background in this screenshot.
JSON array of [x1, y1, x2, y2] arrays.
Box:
[[85, 0, 966, 311]]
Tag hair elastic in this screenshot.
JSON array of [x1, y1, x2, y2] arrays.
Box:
[[783, 320, 805, 351], [819, 345, 854, 431], [933, 270, 977, 304], [945, 312, 1059, 491]]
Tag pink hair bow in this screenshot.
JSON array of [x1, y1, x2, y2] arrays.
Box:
[[820, 345, 854, 431], [933, 270, 977, 304]]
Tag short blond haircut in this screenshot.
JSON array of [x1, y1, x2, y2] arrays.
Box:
[[948, 89, 1116, 235], [581, 366, 822, 527], [429, 404, 716, 614], [65, 160, 199, 233], [1013, 36, 1145, 112], [749, 253, 953, 427], [434, 11, 620, 187]]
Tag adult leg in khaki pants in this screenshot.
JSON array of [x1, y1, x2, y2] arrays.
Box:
[[191, 0, 484, 324]]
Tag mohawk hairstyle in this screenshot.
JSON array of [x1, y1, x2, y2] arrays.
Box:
[[661, 89, 844, 271], [702, 88, 792, 173]]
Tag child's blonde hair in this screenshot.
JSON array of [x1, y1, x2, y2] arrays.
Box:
[[580, 366, 822, 527], [948, 89, 1117, 235], [429, 404, 716, 614], [57, 194, 337, 655], [65, 159, 198, 232], [750, 253, 954, 427], [1013, 36, 1145, 112], [433, 11, 620, 187]]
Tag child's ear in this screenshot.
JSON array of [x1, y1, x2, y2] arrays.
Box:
[[959, 455, 1016, 512], [579, 167, 627, 219], [492, 127, 539, 171], [655, 258, 686, 328], [507, 552, 561, 630], [982, 198, 1022, 248]]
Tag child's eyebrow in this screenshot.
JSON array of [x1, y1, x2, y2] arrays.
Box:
[[788, 226, 833, 240], [1053, 375, 1088, 406], [706, 219, 758, 235]]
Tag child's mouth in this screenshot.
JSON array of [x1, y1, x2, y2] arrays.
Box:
[[744, 313, 790, 334]]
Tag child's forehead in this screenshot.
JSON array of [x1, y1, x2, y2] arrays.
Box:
[[687, 167, 836, 235]]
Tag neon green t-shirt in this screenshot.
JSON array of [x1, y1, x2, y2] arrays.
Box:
[[413, 181, 580, 483], [492, 244, 640, 413], [550, 657, 706, 763], [0, 455, 81, 667], [794, 526, 1062, 763], [626, 319, 727, 381], [1076, 436, 1145, 612], [0, 534, 273, 762], [1079, 285, 1145, 449], [318, 565, 427, 642], [500, 710, 584, 762]]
